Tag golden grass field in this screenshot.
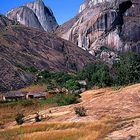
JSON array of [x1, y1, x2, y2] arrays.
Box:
[[0, 102, 40, 125], [0, 118, 116, 140]]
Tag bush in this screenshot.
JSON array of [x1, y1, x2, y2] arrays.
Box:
[[39, 94, 79, 106], [65, 79, 80, 91], [15, 113, 24, 125], [26, 66, 38, 73], [35, 113, 42, 122], [56, 94, 79, 106], [74, 106, 87, 117]]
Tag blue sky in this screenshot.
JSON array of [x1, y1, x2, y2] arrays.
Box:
[[0, 0, 84, 24]]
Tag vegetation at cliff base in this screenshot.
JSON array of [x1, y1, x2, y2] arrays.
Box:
[[77, 52, 140, 88]]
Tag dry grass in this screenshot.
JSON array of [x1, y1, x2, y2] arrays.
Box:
[[0, 117, 116, 140], [0, 103, 41, 124], [19, 84, 47, 93]]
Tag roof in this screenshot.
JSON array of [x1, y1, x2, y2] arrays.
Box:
[[3, 91, 26, 97]]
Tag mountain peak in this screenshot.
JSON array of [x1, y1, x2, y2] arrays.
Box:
[[34, 0, 44, 5], [6, 0, 58, 32]]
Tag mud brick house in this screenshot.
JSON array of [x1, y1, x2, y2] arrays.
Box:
[[2, 91, 26, 101]]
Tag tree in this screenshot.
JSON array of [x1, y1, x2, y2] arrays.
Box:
[[112, 52, 140, 85], [77, 63, 111, 88], [91, 63, 111, 87]]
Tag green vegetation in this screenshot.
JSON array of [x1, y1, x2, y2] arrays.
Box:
[[15, 113, 24, 125], [40, 94, 79, 106], [20, 100, 36, 107], [16, 64, 38, 73], [36, 71, 74, 87], [32, 52, 140, 90], [77, 62, 111, 88], [76, 52, 140, 88], [112, 52, 140, 86], [0, 94, 79, 108], [65, 79, 80, 91]]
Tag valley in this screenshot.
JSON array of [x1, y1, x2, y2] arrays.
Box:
[[0, 0, 140, 139]]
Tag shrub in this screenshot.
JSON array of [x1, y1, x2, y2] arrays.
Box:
[[26, 66, 38, 73], [15, 113, 24, 125], [35, 113, 42, 122], [39, 94, 79, 106], [74, 106, 87, 117], [51, 94, 79, 106], [65, 79, 80, 91]]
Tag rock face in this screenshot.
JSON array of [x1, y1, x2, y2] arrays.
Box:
[[6, 0, 58, 32], [56, 0, 140, 63], [0, 15, 94, 92]]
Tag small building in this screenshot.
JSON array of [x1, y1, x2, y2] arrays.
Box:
[[26, 92, 46, 99], [2, 91, 26, 101]]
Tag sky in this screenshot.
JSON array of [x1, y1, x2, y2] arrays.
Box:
[[0, 0, 84, 24]]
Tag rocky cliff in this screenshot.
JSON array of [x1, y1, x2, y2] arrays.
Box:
[[56, 0, 140, 63], [6, 0, 58, 32], [0, 15, 94, 92]]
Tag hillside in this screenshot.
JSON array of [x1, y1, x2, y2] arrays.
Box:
[[0, 15, 94, 92], [1, 84, 140, 139]]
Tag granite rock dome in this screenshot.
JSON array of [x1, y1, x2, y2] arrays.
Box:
[[6, 0, 58, 32]]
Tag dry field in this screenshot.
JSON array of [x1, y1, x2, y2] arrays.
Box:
[[0, 118, 116, 140], [0, 84, 140, 139]]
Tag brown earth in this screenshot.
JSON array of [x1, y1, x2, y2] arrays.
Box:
[[3, 83, 140, 139]]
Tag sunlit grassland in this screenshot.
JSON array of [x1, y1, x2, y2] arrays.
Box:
[[0, 118, 117, 140]]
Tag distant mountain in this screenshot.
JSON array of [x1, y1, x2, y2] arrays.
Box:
[[0, 15, 94, 92], [56, 0, 140, 63], [6, 0, 58, 32]]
